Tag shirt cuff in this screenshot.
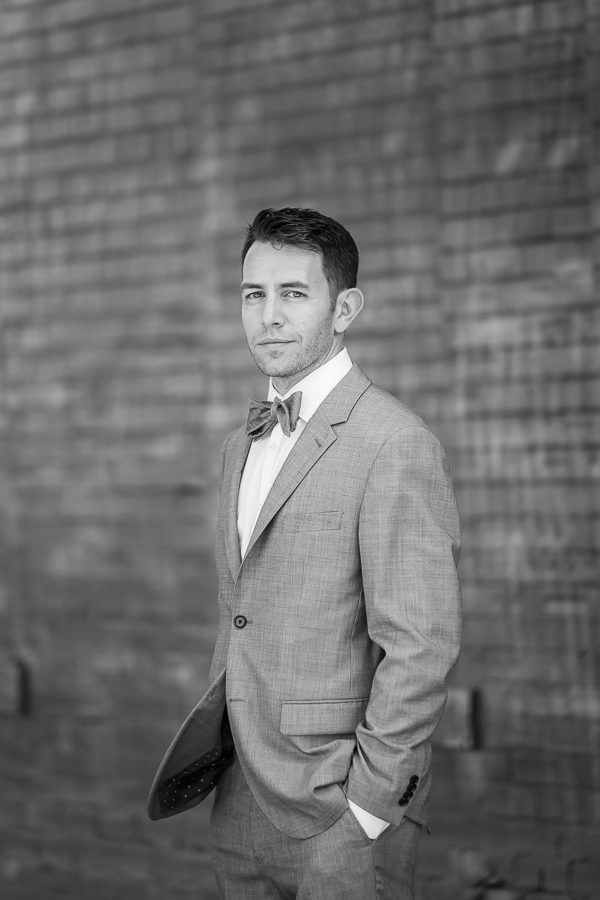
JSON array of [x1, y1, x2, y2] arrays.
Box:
[[347, 798, 390, 839]]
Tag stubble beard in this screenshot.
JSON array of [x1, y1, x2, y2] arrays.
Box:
[[249, 330, 334, 382]]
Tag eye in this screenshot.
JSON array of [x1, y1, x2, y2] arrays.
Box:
[[243, 291, 264, 302], [283, 290, 306, 300]]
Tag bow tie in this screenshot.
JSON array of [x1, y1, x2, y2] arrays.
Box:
[[245, 392, 302, 439]]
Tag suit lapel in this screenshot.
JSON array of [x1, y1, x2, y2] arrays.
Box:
[[223, 428, 252, 581], [224, 363, 372, 582]]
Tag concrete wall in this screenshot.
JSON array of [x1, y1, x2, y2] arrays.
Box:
[[0, 1, 598, 897]]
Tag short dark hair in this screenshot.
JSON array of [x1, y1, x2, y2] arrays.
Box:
[[241, 207, 359, 302]]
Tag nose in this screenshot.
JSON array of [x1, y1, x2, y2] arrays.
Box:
[[262, 293, 285, 328]]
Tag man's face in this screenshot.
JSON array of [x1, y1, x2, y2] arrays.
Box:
[[241, 241, 339, 390]]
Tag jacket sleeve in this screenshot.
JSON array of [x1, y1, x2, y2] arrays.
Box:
[[345, 424, 462, 826]]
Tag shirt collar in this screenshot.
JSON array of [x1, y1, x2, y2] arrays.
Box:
[[267, 347, 353, 424]]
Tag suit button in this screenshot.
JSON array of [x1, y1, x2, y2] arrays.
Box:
[[410, 775, 419, 786], [234, 615, 247, 629], [399, 798, 409, 806]]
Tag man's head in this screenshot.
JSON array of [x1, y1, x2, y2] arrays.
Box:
[[240, 207, 363, 394], [242, 207, 359, 307]]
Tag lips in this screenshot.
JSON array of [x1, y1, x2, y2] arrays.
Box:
[[257, 339, 293, 345]]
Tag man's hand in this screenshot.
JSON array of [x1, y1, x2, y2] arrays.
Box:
[[347, 798, 390, 839]]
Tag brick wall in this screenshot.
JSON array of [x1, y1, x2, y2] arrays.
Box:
[[0, 1, 598, 898]]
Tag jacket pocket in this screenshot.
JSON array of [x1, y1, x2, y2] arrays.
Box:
[[279, 511, 343, 533], [280, 698, 369, 735]]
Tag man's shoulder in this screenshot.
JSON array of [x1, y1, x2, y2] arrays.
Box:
[[221, 423, 246, 454], [353, 379, 433, 439]]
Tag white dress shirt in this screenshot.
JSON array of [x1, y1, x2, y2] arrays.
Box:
[[238, 347, 352, 558], [237, 347, 390, 840]]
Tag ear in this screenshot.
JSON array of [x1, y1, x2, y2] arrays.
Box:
[[333, 287, 364, 334]]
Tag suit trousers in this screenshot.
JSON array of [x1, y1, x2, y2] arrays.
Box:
[[209, 754, 423, 900]]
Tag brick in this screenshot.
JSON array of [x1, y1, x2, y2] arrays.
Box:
[[433, 686, 477, 750], [510, 749, 598, 789], [483, 891, 520, 900], [0, 656, 25, 714], [450, 845, 497, 886], [566, 856, 600, 895], [523, 895, 569, 900], [510, 851, 545, 890], [480, 783, 537, 819]]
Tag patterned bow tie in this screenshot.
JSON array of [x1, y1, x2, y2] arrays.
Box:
[[245, 392, 302, 439]]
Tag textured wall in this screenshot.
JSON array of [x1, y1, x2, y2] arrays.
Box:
[[0, 1, 598, 898]]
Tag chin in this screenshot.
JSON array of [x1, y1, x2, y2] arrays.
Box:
[[253, 351, 297, 378], [263, 364, 295, 379]]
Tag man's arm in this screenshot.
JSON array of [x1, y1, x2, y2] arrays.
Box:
[[345, 424, 462, 827]]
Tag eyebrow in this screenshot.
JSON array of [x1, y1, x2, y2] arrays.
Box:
[[240, 281, 310, 291]]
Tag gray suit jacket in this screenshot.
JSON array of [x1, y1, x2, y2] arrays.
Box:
[[148, 364, 461, 839]]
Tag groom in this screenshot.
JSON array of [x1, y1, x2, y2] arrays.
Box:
[[148, 207, 462, 899]]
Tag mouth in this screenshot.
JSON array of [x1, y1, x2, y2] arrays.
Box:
[[257, 339, 293, 346]]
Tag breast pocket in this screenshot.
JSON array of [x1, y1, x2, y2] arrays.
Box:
[[279, 511, 343, 533]]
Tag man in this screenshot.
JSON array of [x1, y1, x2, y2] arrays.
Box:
[[148, 207, 461, 899]]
